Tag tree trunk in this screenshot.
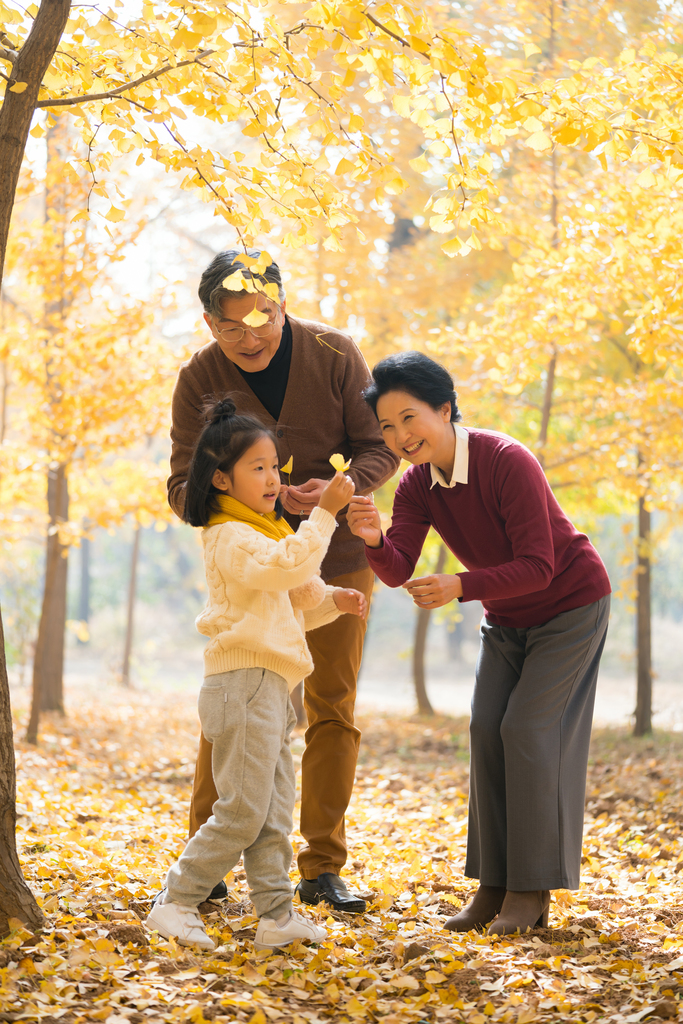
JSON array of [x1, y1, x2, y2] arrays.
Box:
[[40, 464, 69, 712], [26, 463, 68, 742], [633, 496, 652, 736], [77, 534, 90, 645], [121, 524, 141, 688], [0, 605, 45, 935], [0, 0, 71, 287], [412, 544, 448, 716]]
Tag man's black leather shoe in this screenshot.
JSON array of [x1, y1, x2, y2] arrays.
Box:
[[295, 873, 366, 914], [209, 880, 228, 901]]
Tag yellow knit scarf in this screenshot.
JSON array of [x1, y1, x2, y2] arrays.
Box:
[[207, 494, 294, 541]]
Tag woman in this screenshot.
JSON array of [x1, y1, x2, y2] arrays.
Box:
[[347, 352, 610, 935]]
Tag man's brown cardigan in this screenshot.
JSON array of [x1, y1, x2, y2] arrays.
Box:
[[167, 315, 400, 581]]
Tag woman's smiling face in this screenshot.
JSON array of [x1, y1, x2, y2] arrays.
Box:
[[375, 390, 454, 466]]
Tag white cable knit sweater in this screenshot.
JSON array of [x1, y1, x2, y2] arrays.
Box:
[[196, 506, 343, 689]]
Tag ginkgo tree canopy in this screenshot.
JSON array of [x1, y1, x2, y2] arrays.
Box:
[[2, 0, 683, 285]]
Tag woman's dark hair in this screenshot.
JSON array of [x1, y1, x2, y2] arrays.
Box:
[[364, 351, 462, 422], [183, 397, 284, 527]]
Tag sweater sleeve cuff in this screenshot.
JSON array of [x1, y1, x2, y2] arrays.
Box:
[[458, 571, 480, 603], [303, 586, 342, 632], [364, 537, 390, 569], [309, 506, 337, 537]]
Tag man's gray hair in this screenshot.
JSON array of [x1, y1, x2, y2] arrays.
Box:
[[198, 249, 285, 318]]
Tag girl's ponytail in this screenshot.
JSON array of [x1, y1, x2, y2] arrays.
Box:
[[183, 396, 279, 527]]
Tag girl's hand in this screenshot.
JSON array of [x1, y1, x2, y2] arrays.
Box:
[[319, 472, 355, 516], [333, 588, 367, 619], [402, 574, 463, 609], [347, 495, 383, 548]]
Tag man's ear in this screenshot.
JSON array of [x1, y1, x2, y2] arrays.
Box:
[[204, 312, 214, 332], [212, 468, 231, 493]]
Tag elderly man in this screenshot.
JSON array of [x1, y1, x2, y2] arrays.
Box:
[[168, 249, 399, 912]]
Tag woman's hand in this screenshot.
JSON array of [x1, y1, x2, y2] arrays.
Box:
[[347, 495, 383, 548], [318, 472, 355, 516], [333, 588, 368, 618], [402, 573, 463, 608]]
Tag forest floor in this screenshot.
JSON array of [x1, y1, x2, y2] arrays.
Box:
[[4, 684, 683, 1023]]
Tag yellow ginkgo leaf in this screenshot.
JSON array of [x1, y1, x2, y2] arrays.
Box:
[[526, 130, 553, 152], [242, 306, 270, 327], [105, 206, 126, 222], [329, 453, 352, 472], [9, 81, 28, 93], [222, 270, 247, 291], [280, 457, 293, 475], [235, 252, 272, 275]]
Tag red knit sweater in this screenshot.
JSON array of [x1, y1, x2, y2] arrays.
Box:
[[366, 429, 611, 628]]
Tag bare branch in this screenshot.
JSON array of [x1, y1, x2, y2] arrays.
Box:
[[36, 49, 216, 109], [364, 11, 412, 49], [0, 48, 18, 65]]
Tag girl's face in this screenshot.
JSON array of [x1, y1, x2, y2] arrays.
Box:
[[212, 435, 281, 513], [376, 390, 453, 466]]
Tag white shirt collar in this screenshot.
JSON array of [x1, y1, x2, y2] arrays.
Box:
[[429, 423, 469, 489]]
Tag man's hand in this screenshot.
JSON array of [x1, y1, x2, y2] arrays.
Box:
[[402, 574, 463, 609], [281, 477, 328, 514], [347, 495, 383, 548], [333, 588, 368, 619]]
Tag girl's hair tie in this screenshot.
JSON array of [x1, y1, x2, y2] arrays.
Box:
[[206, 397, 237, 424]]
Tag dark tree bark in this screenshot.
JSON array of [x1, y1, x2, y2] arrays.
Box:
[[26, 463, 68, 742], [121, 524, 141, 688], [0, 0, 71, 285], [634, 496, 652, 736], [412, 544, 447, 716], [0, 608, 44, 934]]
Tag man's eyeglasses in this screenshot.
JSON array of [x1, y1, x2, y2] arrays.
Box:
[[213, 308, 281, 344]]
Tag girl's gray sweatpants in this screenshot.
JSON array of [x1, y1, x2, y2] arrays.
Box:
[[466, 595, 610, 891], [166, 667, 296, 919]]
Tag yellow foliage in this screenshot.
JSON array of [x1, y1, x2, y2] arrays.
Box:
[[0, 0, 680, 258]]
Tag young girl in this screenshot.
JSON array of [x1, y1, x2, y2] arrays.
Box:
[[146, 398, 367, 951]]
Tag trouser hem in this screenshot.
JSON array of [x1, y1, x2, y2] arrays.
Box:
[[465, 869, 578, 891], [261, 897, 293, 920], [300, 863, 345, 880]]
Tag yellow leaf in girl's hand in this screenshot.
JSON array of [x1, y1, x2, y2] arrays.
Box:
[[329, 453, 351, 472], [242, 306, 270, 327], [280, 457, 293, 475]]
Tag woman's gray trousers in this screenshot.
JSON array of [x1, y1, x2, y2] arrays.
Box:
[[466, 595, 610, 891]]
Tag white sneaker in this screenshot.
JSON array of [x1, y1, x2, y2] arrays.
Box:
[[254, 910, 327, 951], [145, 890, 215, 951]]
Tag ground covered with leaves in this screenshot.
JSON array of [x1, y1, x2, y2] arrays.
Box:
[[5, 686, 683, 1024]]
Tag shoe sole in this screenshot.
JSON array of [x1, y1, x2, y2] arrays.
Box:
[[297, 891, 366, 914], [145, 918, 215, 951], [254, 937, 325, 951]]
